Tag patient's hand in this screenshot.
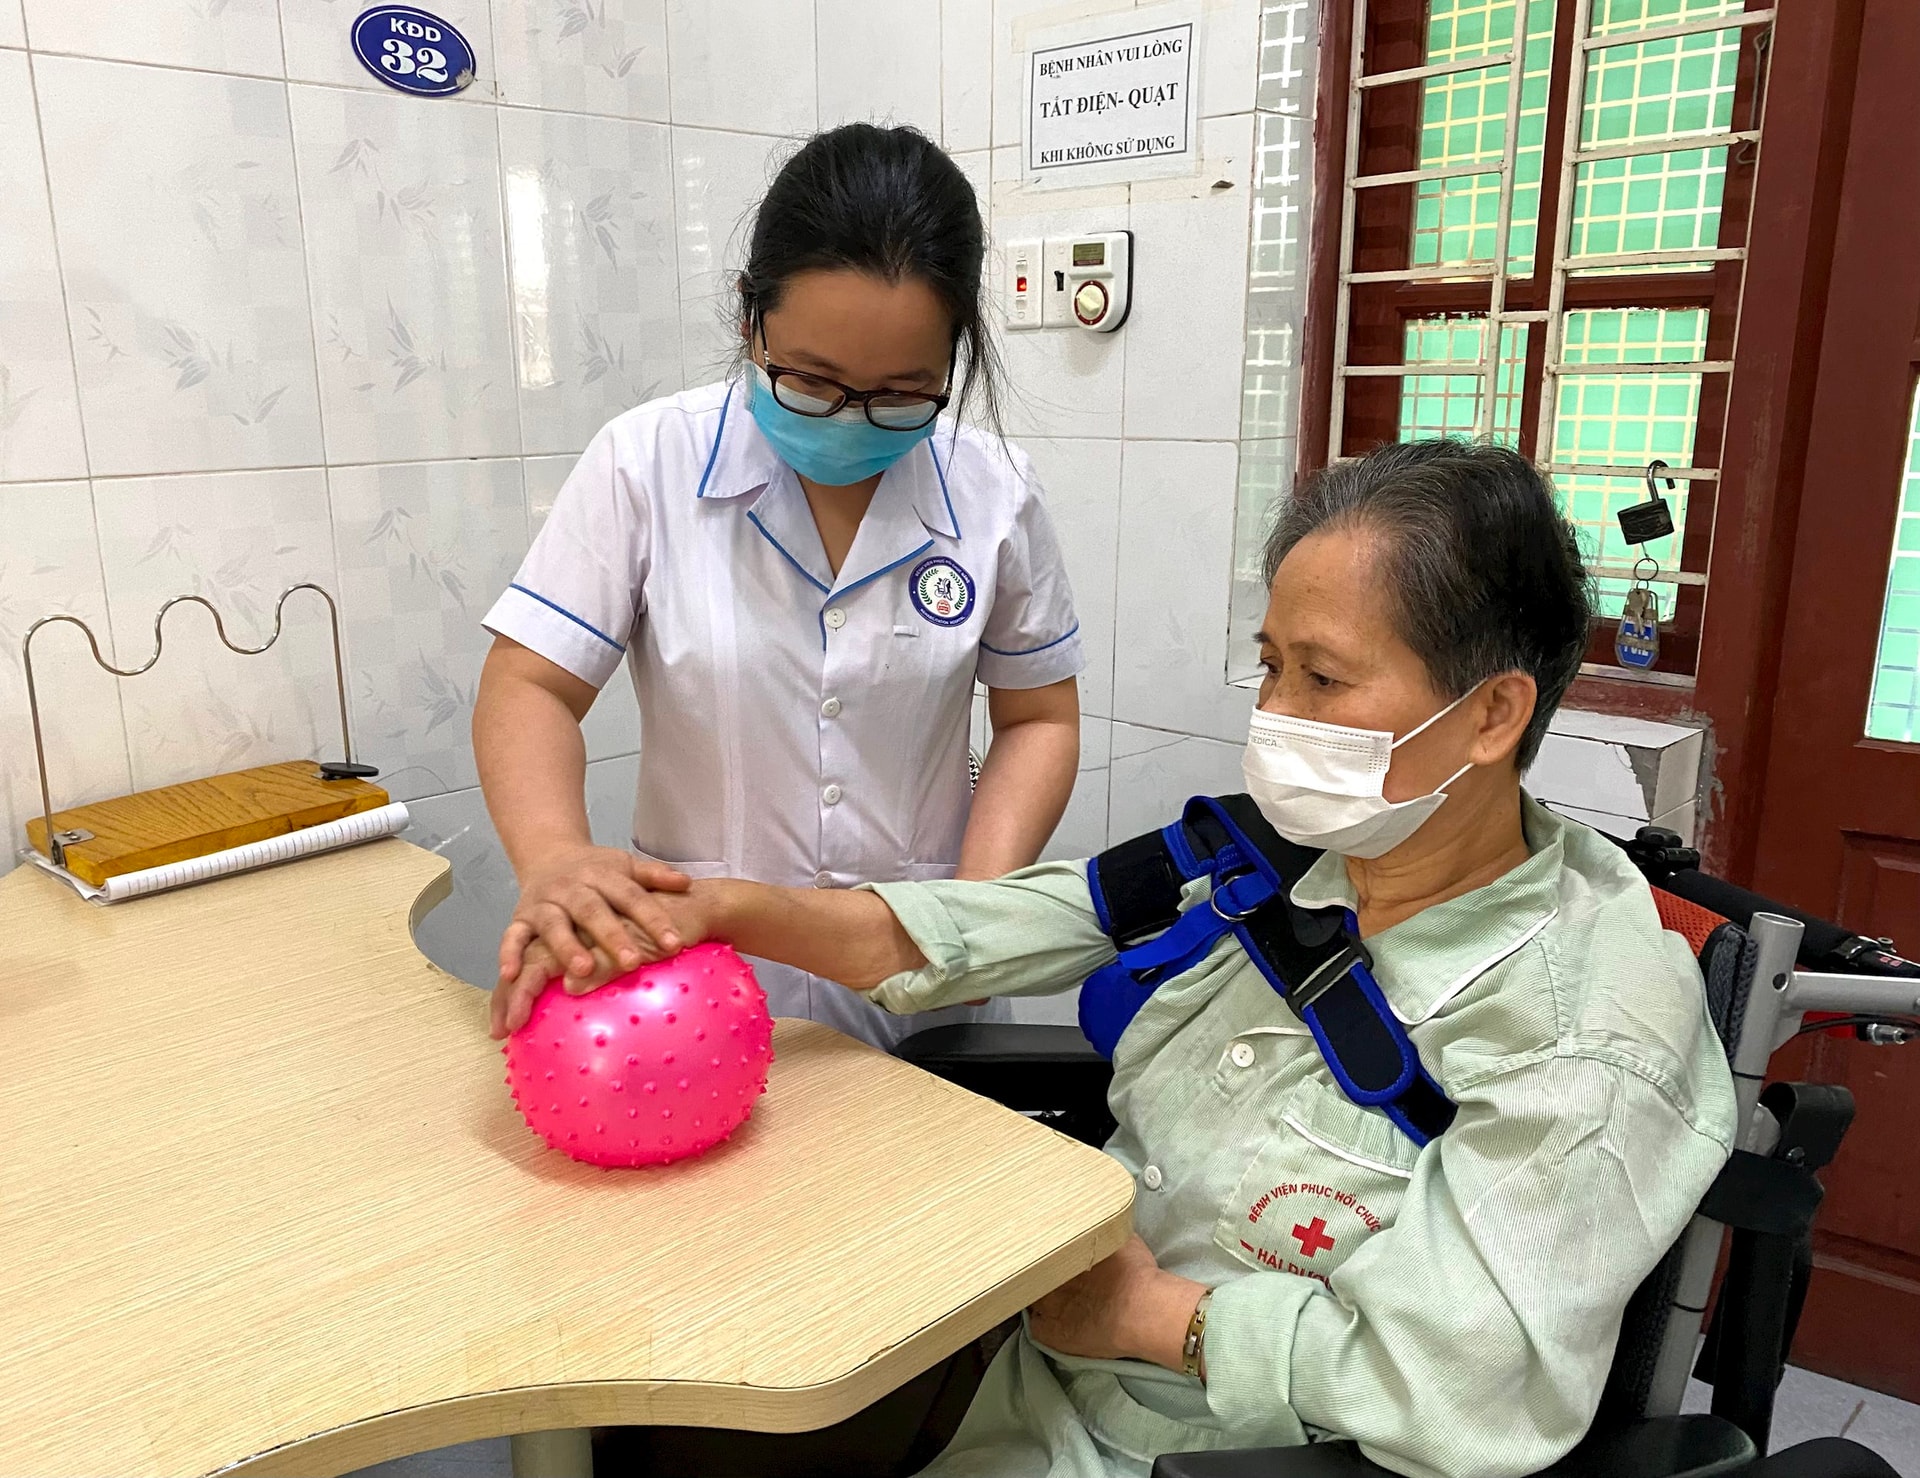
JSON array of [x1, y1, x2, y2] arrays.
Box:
[[1027, 1233, 1207, 1373]]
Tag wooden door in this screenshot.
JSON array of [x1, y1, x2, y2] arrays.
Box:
[[1747, 0, 1920, 1404]]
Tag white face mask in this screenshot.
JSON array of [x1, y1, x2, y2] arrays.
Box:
[[1240, 692, 1476, 860]]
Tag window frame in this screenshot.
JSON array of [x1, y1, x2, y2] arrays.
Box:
[[1297, 0, 1861, 876], [1307, 0, 1773, 681]]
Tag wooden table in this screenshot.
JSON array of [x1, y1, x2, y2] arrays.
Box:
[[0, 841, 1134, 1477]]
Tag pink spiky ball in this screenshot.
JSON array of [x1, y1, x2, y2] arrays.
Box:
[[504, 942, 774, 1167]]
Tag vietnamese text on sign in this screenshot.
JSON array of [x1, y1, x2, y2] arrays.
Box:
[[1027, 22, 1195, 173]]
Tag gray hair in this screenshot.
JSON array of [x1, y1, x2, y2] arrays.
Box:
[[1263, 441, 1593, 768]]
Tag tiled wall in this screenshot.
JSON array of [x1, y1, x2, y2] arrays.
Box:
[[0, 0, 1290, 996]]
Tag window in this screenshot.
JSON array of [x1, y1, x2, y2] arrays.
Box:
[[1866, 386, 1920, 742], [1318, 0, 1774, 680]]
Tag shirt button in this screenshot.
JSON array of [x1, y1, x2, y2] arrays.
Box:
[[821, 697, 842, 718], [1142, 1164, 1164, 1191], [1230, 1042, 1256, 1069], [824, 607, 847, 630], [813, 871, 834, 889], [822, 784, 842, 806]]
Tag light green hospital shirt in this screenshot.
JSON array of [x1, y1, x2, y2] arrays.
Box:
[[865, 798, 1736, 1478]]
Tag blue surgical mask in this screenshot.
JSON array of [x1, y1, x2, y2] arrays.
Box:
[[748, 365, 936, 486]]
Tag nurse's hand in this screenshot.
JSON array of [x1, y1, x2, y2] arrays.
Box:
[[489, 891, 716, 1039], [1026, 1234, 1206, 1373], [498, 845, 691, 991]]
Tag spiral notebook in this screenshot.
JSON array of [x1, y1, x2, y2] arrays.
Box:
[[21, 802, 412, 904]]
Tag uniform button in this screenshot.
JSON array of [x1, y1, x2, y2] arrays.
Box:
[[1230, 1042, 1256, 1069], [824, 607, 847, 630], [821, 697, 842, 718], [1142, 1164, 1164, 1191], [813, 871, 834, 889], [822, 784, 842, 806]]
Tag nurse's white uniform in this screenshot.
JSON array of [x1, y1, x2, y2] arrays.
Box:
[[482, 379, 1085, 1048]]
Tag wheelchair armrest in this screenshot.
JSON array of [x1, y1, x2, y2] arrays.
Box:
[[1149, 1415, 1756, 1478], [893, 1023, 1116, 1146]]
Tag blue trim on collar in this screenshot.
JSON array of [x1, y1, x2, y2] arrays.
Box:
[[834, 539, 934, 604], [694, 382, 735, 498], [509, 584, 625, 652], [929, 427, 962, 539], [746, 510, 832, 595], [979, 621, 1080, 658]]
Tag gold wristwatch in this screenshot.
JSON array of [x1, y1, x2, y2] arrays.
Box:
[[1181, 1288, 1214, 1380]]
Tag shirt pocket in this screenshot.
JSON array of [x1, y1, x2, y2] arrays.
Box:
[[1213, 1075, 1421, 1284]]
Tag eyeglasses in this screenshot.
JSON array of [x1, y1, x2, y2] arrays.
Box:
[[757, 324, 951, 431]]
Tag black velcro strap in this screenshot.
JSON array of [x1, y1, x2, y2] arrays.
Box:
[[1303, 970, 1410, 1097], [1092, 830, 1187, 948], [1394, 1076, 1458, 1143], [1699, 1150, 1824, 1237]]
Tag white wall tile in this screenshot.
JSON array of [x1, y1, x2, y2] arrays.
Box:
[[990, 147, 1128, 440], [1, 0, 24, 48], [35, 57, 323, 477], [94, 468, 342, 793], [1108, 720, 1242, 841], [671, 126, 780, 386], [0, 53, 86, 483], [25, 0, 284, 74], [1113, 438, 1250, 743], [289, 82, 519, 463], [1124, 112, 1253, 442], [943, 0, 993, 151], [407, 783, 516, 987], [817, 1, 941, 136], [0, 481, 132, 867], [1040, 712, 1110, 862], [493, 0, 669, 120], [521, 452, 642, 761], [1018, 437, 1120, 718], [1196, 0, 1261, 117], [953, 147, 992, 235], [500, 109, 682, 455], [665, 0, 815, 136], [281, 0, 496, 97], [329, 458, 528, 802]]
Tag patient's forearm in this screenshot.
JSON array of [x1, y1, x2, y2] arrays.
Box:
[[692, 879, 927, 992]]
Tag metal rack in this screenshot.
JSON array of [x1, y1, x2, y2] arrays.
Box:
[[21, 583, 359, 870]]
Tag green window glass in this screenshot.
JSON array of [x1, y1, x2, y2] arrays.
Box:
[[1866, 387, 1920, 742]]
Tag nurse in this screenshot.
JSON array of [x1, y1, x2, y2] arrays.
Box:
[[476, 123, 1084, 1049]]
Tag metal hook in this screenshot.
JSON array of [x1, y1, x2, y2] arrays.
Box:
[[1645, 459, 1676, 499], [21, 583, 356, 870]]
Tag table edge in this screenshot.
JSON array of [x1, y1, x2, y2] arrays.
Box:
[[223, 1176, 1136, 1476]]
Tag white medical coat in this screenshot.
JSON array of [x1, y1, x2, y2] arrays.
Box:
[[483, 379, 1085, 1046]]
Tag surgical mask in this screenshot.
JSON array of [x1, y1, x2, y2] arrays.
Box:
[[747, 365, 936, 486], [1240, 692, 1476, 859]]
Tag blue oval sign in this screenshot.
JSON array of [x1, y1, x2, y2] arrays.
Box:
[[351, 5, 475, 96]]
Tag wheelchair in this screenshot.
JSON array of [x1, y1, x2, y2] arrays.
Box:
[[894, 823, 1919, 1478]]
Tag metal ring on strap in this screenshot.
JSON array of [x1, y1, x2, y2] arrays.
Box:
[[1209, 880, 1265, 923]]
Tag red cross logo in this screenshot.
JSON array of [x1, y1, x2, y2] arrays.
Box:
[[1291, 1216, 1336, 1258]]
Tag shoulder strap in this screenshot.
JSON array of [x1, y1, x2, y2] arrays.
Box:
[[1082, 794, 1458, 1147]]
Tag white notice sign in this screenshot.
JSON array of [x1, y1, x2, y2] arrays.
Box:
[[1025, 13, 1199, 188]]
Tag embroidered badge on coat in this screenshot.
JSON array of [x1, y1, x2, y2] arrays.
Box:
[[908, 556, 976, 627]]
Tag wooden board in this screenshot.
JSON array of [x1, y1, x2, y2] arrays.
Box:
[[0, 841, 1135, 1476], [23, 760, 389, 886]]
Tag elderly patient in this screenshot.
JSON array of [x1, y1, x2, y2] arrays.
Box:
[[503, 441, 1737, 1478]]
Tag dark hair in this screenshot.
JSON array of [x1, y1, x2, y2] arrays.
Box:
[[736, 123, 1004, 435], [1263, 440, 1593, 768]]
